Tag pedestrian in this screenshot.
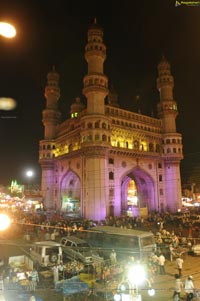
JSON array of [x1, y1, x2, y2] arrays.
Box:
[[52, 262, 59, 287], [29, 268, 39, 291], [8, 267, 17, 284], [176, 255, 184, 277], [185, 275, 194, 301], [150, 252, 159, 275], [173, 274, 183, 301], [158, 253, 166, 275], [169, 244, 175, 262], [58, 261, 65, 280], [28, 268, 39, 292], [110, 249, 117, 265]]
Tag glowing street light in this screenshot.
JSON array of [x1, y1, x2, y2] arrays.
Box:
[[0, 213, 11, 231], [0, 97, 17, 110], [0, 22, 16, 38], [0, 21, 17, 111], [25, 170, 34, 192], [114, 263, 155, 301], [26, 170, 34, 178], [148, 288, 155, 297], [128, 264, 146, 287]]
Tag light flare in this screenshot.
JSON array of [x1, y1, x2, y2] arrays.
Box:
[[0, 213, 11, 231], [0, 22, 16, 38]]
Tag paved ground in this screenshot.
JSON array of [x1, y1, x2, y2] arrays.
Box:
[[1, 228, 200, 301], [2, 253, 200, 301], [143, 254, 200, 301]]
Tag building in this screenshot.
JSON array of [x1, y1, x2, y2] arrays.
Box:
[[39, 21, 183, 220]]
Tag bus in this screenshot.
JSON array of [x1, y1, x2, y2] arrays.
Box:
[[82, 226, 156, 260]]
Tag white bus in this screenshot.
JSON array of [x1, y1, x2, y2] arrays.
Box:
[[82, 226, 156, 260]]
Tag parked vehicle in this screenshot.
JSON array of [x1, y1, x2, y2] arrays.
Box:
[[82, 226, 156, 260], [30, 241, 63, 268], [60, 236, 103, 265]]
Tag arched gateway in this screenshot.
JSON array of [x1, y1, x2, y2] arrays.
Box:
[[39, 22, 183, 221], [60, 170, 81, 216], [121, 167, 155, 217]]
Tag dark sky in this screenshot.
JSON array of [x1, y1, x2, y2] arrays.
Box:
[[0, 0, 199, 185]]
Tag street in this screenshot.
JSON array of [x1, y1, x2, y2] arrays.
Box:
[[0, 235, 200, 301], [141, 254, 200, 301]]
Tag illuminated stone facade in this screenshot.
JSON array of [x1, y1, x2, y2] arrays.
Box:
[[39, 22, 183, 220]]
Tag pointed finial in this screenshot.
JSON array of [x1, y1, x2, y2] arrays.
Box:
[[136, 95, 140, 101], [110, 80, 115, 92], [75, 96, 80, 103], [161, 53, 168, 63], [162, 53, 165, 60], [136, 95, 141, 113]]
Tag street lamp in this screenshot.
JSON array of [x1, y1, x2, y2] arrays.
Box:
[[26, 170, 34, 192], [0, 22, 16, 38], [114, 263, 155, 301], [0, 21, 17, 111], [26, 170, 34, 179], [128, 263, 155, 300], [114, 280, 134, 301]]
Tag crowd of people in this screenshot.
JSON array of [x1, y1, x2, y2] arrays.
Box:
[[2, 208, 200, 300], [3, 208, 200, 242]]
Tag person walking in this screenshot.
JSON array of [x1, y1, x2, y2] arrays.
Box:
[[58, 261, 65, 280], [173, 274, 183, 301], [184, 275, 194, 301], [110, 249, 117, 265], [158, 253, 166, 275], [29, 268, 39, 292], [52, 262, 59, 287], [176, 255, 184, 277], [169, 244, 175, 262]]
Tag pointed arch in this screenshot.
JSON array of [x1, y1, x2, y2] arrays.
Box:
[[121, 166, 155, 215], [60, 169, 81, 216]]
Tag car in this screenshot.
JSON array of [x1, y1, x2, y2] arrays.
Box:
[[30, 241, 63, 268], [60, 236, 104, 265]]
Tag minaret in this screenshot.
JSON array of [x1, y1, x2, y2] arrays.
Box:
[[80, 21, 110, 220], [157, 55, 178, 132], [39, 67, 61, 211], [82, 19, 108, 114], [157, 55, 183, 212], [43, 67, 61, 139]]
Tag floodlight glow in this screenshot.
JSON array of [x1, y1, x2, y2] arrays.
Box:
[[0, 214, 11, 230], [128, 264, 146, 285], [114, 294, 121, 301], [120, 284, 127, 291], [148, 288, 155, 296], [26, 170, 34, 178], [0, 97, 17, 110], [0, 22, 16, 38]]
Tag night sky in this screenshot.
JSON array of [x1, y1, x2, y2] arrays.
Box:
[[0, 0, 199, 186]]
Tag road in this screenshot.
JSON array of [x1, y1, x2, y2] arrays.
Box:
[[140, 254, 200, 301], [1, 237, 200, 300]]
